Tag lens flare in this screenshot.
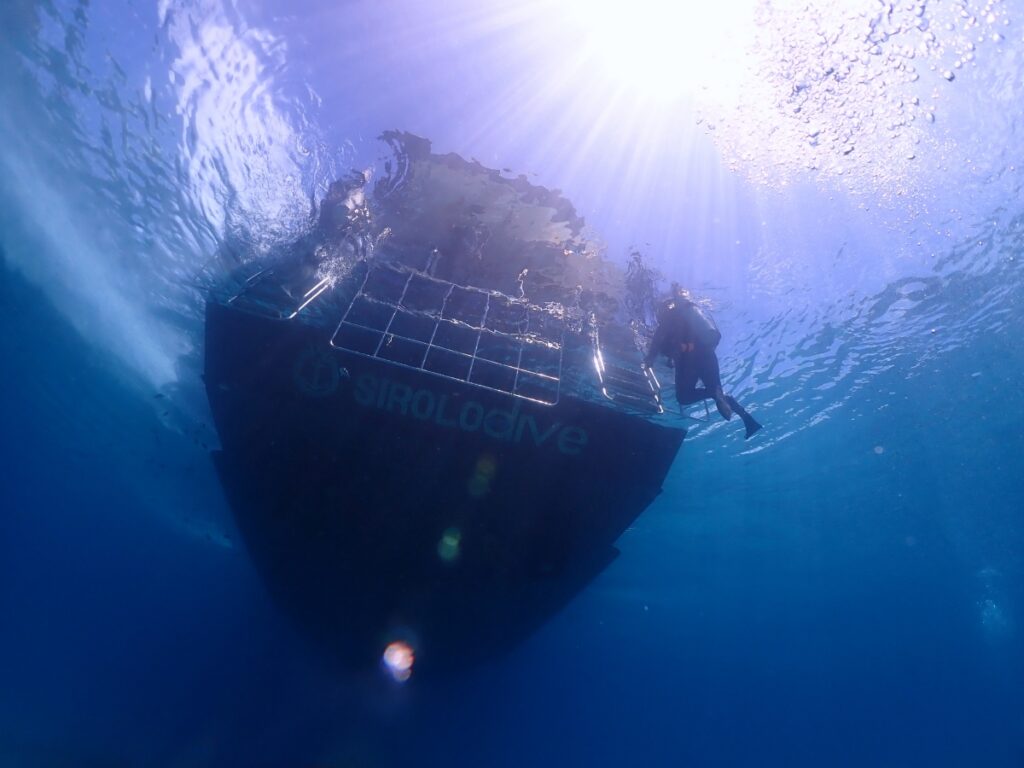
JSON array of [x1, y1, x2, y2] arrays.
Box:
[[437, 526, 462, 563], [467, 452, 498, 498], [382, 641, 415, 682]]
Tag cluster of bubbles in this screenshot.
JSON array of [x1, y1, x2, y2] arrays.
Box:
[[977, 566, 1013, 640], [699, 0, 1011, 193]]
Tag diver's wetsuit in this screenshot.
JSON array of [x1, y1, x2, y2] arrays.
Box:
[[673, 344, 724, 406], [644, 299, 762, 439]]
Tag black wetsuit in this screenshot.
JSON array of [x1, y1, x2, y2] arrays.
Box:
[[644, 301, 719, 403], [644, 300, 762, 438]]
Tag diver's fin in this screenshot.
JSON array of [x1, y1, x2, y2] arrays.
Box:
[[725, 395, 761, 439], [744, 418, 763, 440]]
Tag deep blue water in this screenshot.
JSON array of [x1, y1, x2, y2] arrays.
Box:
[[2, 0, 1023, 765]]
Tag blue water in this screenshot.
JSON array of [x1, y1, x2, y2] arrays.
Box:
[[2, 0, 1023, 765]]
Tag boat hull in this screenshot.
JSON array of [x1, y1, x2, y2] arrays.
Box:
[[204, 301, 684, 671]]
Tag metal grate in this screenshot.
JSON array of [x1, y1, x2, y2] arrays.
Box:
[[330, 264, 565, 405]]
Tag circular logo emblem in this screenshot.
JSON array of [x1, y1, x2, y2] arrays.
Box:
[[293, 345, 340, 397]]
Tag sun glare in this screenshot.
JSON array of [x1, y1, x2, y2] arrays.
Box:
[[559, 0, 759, 103]]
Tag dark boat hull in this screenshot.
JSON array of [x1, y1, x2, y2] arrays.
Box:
[[205, 300, 684, 672]]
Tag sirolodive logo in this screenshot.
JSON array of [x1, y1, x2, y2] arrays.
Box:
[[353, 373, 588, 455]]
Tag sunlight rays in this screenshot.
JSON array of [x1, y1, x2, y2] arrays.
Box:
[[363, 0, 1013, 200], [557, 0, 759, 104]]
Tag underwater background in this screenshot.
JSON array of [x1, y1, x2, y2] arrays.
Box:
[[1, 0, 1023, 765]]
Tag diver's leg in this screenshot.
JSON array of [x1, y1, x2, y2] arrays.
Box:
[[725, 396, 763, 439], [677, 386, 716, 406], [674, 354, 705, 406], [695, 348, 733, 420]]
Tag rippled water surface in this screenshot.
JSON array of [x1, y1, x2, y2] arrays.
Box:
[[1, 1, 1022, 766]]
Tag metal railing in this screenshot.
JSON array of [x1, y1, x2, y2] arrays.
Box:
[[224, 265, 331, 320], [329, 263, 565, 405]]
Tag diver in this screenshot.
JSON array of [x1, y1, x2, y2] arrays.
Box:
[[643, 290, 762, 439]]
